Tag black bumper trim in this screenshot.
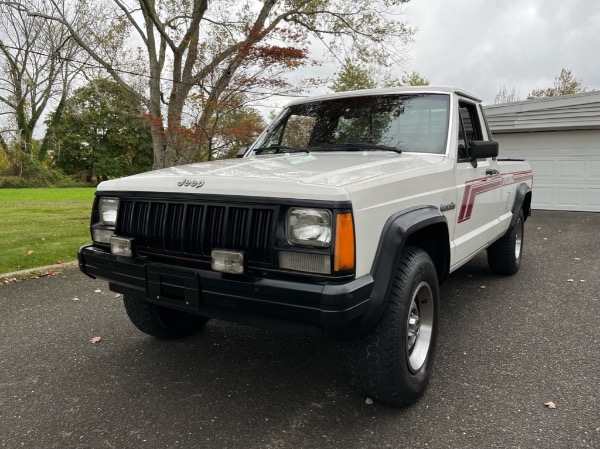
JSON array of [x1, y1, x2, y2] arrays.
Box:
[[78, 245, 373, 338]]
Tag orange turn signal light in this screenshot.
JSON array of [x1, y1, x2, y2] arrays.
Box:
[[334, 213, 355, 272]]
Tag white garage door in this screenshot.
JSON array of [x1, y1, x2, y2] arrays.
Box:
[[493, 130, 600, 212]]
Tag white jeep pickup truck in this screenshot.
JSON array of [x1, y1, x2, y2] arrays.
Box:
[[79, 86, 532, 407]]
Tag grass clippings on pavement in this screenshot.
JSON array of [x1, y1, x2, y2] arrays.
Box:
[[0, 188, 95, 274]]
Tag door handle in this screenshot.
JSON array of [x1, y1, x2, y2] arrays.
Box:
[[486, 169, 499, 176]]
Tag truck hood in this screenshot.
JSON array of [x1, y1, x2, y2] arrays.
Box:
[[97, 152, 445, 200]]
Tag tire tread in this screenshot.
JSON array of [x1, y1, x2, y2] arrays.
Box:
[[348, 246, 439, 407], [123, 295, 209, 339], [488, 210, 524, 275]]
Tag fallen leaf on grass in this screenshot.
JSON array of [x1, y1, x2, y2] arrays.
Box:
[[544, 401, 556, 409], [27, 250, 34, 255], [365, 398, 374, 405], [89, 336, 102, 344], [56, 260, 62, 265], [94, 289, 102, 293]]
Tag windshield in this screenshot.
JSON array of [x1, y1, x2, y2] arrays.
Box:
[[252, 94, 450, 154]]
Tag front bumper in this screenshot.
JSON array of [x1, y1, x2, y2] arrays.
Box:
[[78, 245, 374, 338]]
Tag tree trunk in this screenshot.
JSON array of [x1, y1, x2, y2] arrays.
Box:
[[147, 64, 167, 169], [19, 127, 34, 155], [0, 133, 8, 154], [150, 121, 167, 170], [39, 97, 66, 161]]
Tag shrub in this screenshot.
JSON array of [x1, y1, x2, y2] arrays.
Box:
[[0, 145, 69, 188], [0, 175, 57, 188], [0, 176, 31, 188], [53, 178, 94, 188], [0, 149, 10, 173]]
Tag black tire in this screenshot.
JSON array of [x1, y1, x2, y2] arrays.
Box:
[[348, 246, 440, 407], [487, 210, 524, 275], [123, 295, 210, 339]]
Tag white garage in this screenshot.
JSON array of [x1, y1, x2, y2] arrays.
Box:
[[485, 92, 600, 212]]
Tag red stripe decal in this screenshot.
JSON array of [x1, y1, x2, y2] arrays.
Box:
[[457, 170, 532, 223]]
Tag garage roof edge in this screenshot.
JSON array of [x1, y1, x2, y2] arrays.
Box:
[[484, 91, 600, 132]]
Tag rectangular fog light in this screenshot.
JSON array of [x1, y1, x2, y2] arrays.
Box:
[[212, 250, 244, 274], [279, 251, 331, 274], [93, 228, 114, 244], [110, 236, 133, 257]]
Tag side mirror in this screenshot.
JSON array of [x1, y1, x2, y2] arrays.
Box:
[[236, 147, 248, 158], [470, 140, 499, 167]]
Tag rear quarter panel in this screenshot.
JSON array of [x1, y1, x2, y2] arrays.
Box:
[[497, 160, 534, 233]]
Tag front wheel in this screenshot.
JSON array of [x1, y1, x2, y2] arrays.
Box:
[[348, 246, 440, 407], [487, 210, 524, 275], [123, 295, 210, 339]]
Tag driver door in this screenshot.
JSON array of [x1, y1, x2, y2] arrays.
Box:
[[452, 99, 501, 268]]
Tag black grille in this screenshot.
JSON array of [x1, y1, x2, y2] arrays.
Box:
[[115, 199, 277, 265]]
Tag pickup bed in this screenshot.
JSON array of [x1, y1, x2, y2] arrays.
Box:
[[79, 86, 533, 407]]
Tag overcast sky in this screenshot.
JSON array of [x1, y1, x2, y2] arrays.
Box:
[[286, 0, 600, 107], [30, 0, 600, 133], [403, 0, 600, 104]]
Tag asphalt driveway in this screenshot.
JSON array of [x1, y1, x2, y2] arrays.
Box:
[[1, 210, 599, 448]]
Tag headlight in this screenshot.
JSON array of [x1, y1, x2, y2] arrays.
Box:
[[287, 208, 332, 247], [98, 197, 119, 226]]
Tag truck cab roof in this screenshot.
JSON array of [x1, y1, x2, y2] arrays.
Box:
[[286, 86, 482, 106]]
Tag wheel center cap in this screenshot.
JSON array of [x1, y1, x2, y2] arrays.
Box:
[[409, 315, 420, 335]]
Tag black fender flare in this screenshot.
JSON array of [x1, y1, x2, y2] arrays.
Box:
[[357, 206, 449, 334], [508, 183, 532, 232]]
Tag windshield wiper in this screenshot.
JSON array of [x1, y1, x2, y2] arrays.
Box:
[[252, 145, 309, 154], [310, 143, 402, 154]]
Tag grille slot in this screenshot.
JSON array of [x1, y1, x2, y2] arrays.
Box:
[[115, 199, 277, 265]]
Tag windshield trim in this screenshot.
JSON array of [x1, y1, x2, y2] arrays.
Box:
[[249, 92, 453, 157]]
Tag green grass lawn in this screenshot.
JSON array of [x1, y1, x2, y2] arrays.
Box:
[[0, 188, 96, 274]]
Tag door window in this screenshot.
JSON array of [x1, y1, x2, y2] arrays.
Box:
[[457, 102, 482, 161]]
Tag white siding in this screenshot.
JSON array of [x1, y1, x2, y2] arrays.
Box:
[[486, 91, 600, 132], [485, 92, 600, 212], [495, 130, 600, 211]]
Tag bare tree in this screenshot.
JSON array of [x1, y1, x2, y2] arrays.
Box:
[[0, 0, 91, 157], [494, 85, 520, 104], [28, 0, 414, 169]]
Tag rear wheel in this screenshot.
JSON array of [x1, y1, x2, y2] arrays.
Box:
[[348, 246, 439, 407], [487, 210, 524, 275], [123, 295, 209, 339]]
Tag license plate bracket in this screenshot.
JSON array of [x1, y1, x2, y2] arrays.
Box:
[[147, 265, 201, 311]]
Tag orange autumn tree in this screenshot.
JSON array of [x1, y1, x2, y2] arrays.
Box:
[[190, 33, 311, 161], [193, 94, 266, 160]]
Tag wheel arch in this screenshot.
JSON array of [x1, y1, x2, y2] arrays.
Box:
[[509, 183, 532, 231], [359, 206, 450, 334]]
